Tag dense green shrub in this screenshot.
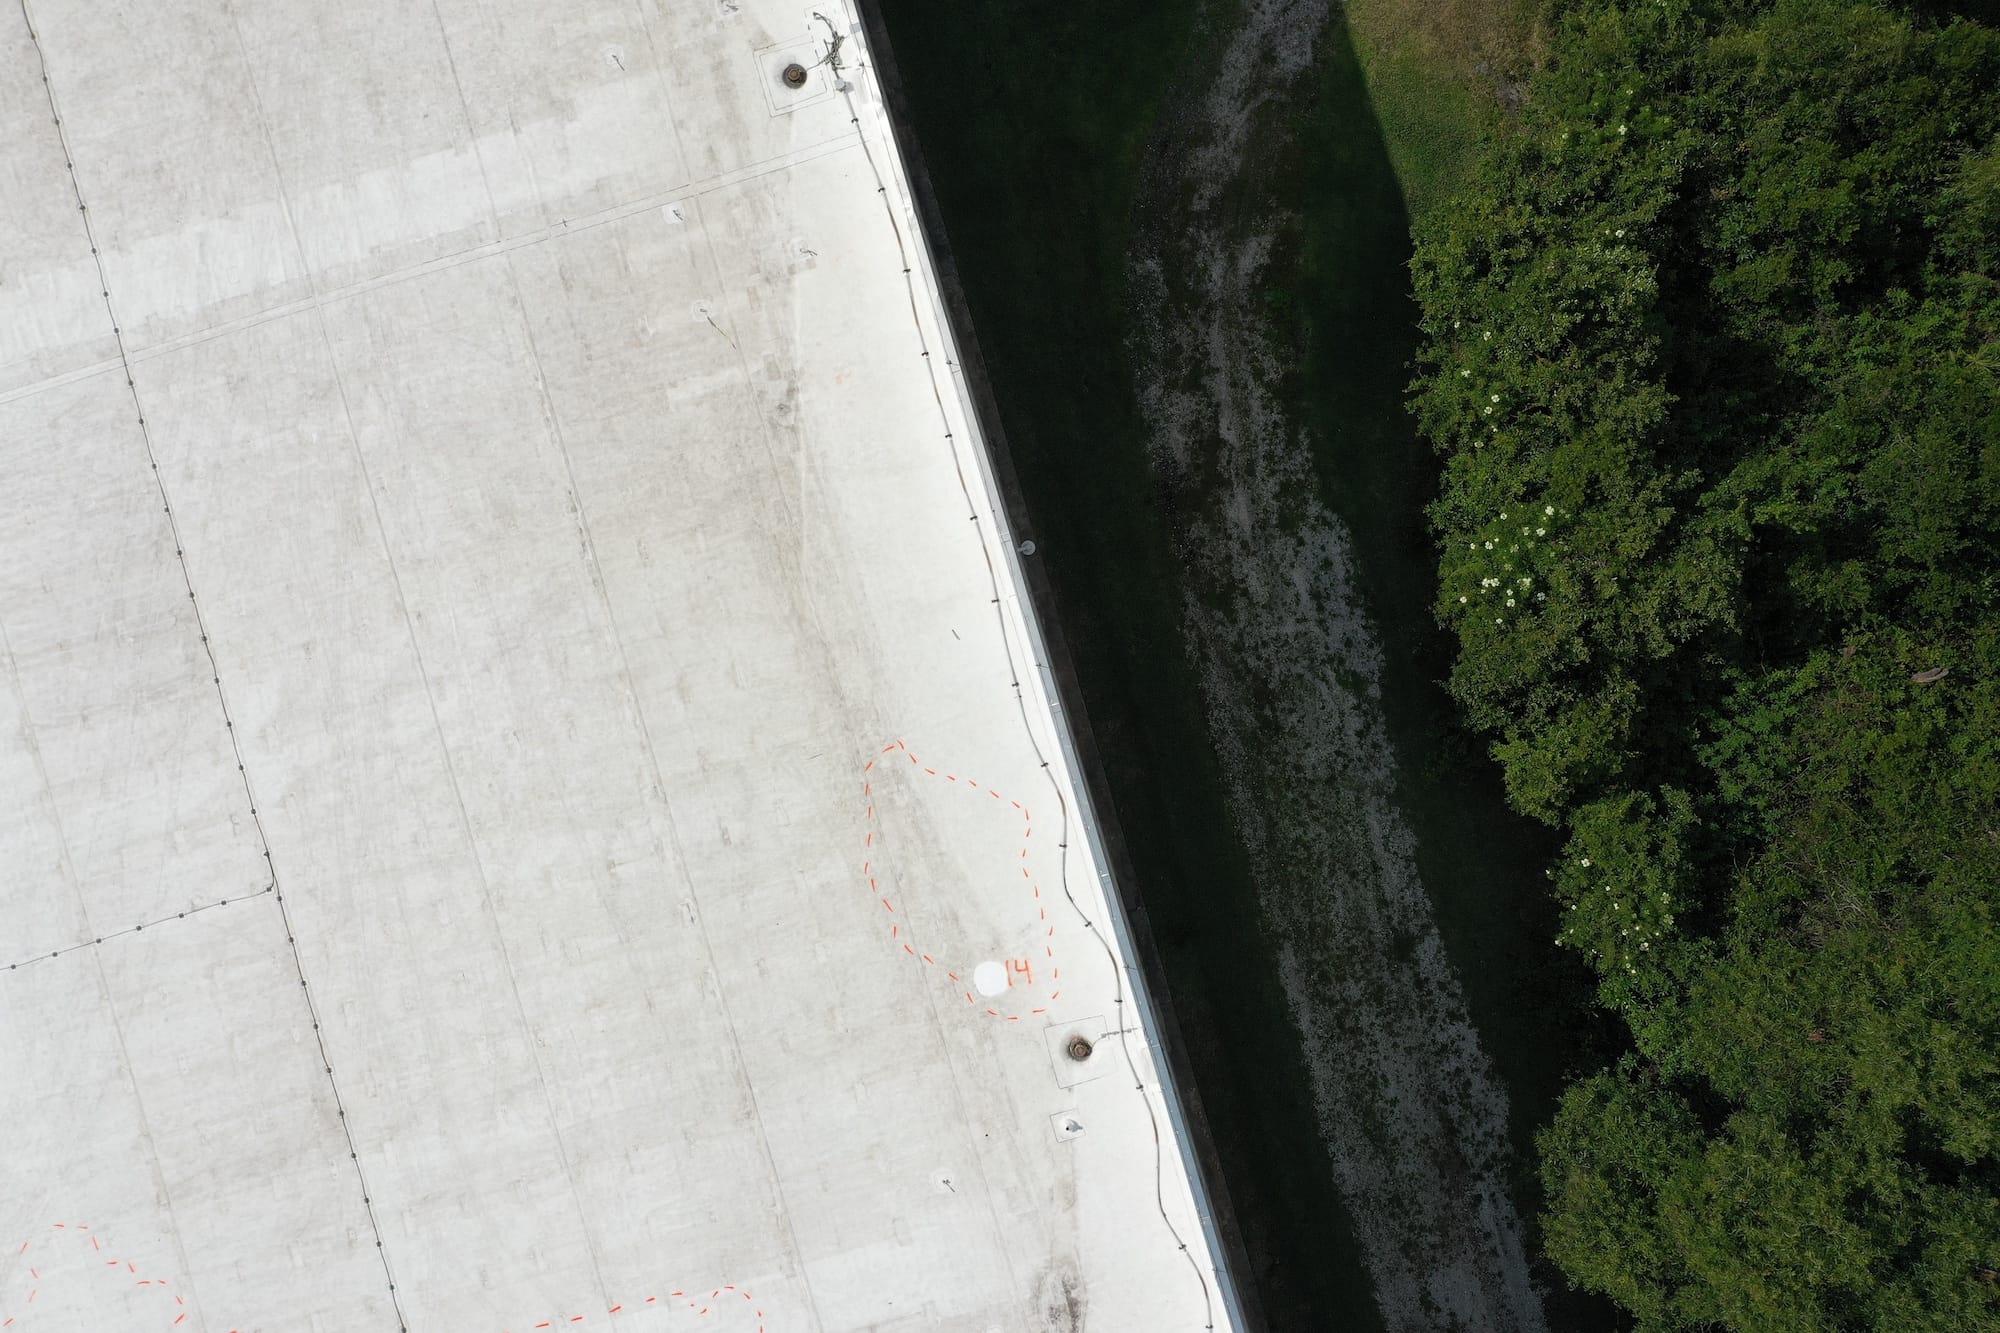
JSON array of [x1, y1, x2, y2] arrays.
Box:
[[1409, 0, 2000, 1324]]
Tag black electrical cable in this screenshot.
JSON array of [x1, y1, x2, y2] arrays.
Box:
[[17, 5, 410, 1326], [823, 19, 1219, 1327]]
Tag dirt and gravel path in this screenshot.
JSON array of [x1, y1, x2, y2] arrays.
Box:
[[1127, 3, 1549, 1327]]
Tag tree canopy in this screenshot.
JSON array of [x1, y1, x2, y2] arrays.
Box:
[[1407, 0, 2000, 1325]]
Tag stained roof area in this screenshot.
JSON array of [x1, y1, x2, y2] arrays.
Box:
[[0, 1, 1228, 1329]]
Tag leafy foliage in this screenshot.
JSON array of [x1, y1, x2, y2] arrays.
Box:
[[1408, 0, 2000, 1324]]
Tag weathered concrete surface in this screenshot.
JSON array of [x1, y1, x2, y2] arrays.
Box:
[[0, 2, 1226, 1328]]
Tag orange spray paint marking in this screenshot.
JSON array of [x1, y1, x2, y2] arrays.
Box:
[[859, 739, 1065, 1022], [512, 1281, 769, 1332], [3, 1223, 194, 1330], [12, 1222, 773, 1333]]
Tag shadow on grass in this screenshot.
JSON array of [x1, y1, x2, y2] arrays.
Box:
[[868, 2, 1380, 1325], [869, 1, 1621, 1327], [1283, 15, 1626, 1329]]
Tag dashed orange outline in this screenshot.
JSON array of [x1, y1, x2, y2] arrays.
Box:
[[4, 1222, 768, 1332], [1, 1223, 213, 1330], [506, 1282, 765, 1332], [862, 739, 1062, 1021]]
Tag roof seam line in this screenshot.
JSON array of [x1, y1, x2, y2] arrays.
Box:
[[15, 4, 411, 1327], [0, 882, 278, 975]]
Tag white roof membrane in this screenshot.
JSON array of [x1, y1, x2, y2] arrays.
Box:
[[0, 2, 1231, 1330]]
